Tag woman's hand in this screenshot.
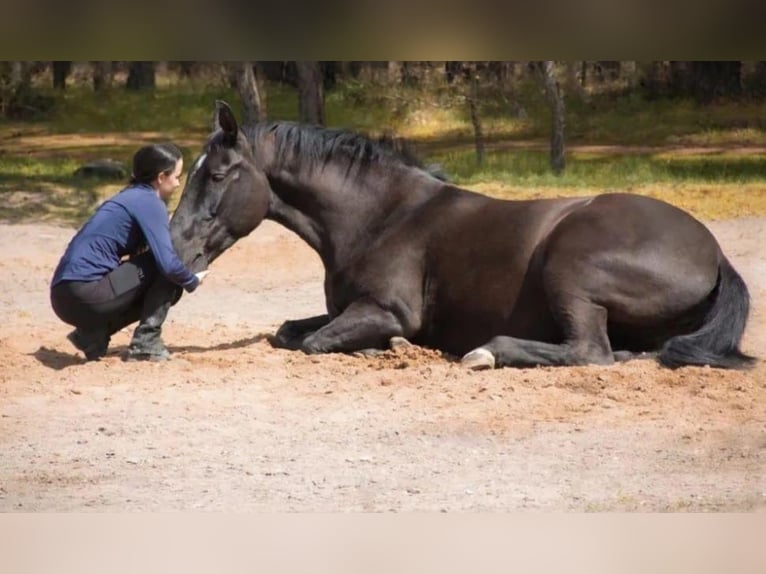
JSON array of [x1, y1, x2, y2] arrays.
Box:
[[195, 270, 210, 284]]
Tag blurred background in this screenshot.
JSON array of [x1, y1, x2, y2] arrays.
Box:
[[2, 60, 765, 224]]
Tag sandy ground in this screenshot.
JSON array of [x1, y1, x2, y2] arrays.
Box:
[[0, 217, 764, 511]]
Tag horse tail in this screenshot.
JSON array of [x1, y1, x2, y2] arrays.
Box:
[[658, 257, 756, 369]]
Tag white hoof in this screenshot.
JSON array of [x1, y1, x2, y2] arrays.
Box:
[[389, 336, 413, 351], [353, 348, 385, 358], [461, 348, 495, 370]]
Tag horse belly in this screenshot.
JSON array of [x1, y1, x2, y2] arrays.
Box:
[[419, 271, 560, 355], [415, 206, 573, 354]]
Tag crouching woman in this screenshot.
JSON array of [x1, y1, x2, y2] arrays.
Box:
[[50, 142, 208, 361]]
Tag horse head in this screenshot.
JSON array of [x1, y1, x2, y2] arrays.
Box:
[[171, 100, 270, 271]]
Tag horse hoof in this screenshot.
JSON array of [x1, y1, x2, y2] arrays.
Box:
[[389, 336, 413, 351], [461, 348, 495, 370], [353, 348, 385, 358], [270, 331, 302, 350]]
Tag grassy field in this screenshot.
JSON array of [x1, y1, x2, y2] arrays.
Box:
[[1, 77, 765, 225]]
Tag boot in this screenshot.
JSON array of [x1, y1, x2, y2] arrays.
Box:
[[67, 328, 110, 361], [126, 321, 171, 361], [124, 279, 182, 362]]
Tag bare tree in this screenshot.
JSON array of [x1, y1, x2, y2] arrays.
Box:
[[531, 61, 566, 175], [689, 61, 742, 103], [0, 61, 34, 118], [295, 61, 324, 125], [225, 62, 266, 124], [387, 61, 403, 84], [463, 63, 485, 166], [126, 62, 155, 90], [92, 61, 113, 91], [565, 61, 587, 102], [52, 61, 71, 90]]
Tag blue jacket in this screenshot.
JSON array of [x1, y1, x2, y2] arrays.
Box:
[[51, 184, 199, 292]]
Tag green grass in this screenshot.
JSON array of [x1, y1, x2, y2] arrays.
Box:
[[2, 76, 766, 226], [433, 149, 766, 189], [0, 155, 82, 181], [27, 85, 238, 135], [0, 155, 115, 222]]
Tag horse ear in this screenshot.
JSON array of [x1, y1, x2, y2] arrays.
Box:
[[213, 100, 239, 140]]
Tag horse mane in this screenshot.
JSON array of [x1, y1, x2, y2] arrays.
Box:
[[243, 121, 447, 180]]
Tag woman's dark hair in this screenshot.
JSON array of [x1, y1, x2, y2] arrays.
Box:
[[130, 143, 183, 185]]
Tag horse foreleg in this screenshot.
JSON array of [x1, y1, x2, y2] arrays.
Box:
[[300, 301, 405, 354], [272, 314, 330, 350]]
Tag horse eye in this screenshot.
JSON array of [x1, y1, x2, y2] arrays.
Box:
[[210, 172, 225, 183]]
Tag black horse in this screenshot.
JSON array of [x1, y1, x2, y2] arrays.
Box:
[[163, 100, 754, 370]]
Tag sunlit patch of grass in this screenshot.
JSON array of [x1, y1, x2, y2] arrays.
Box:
[[22, 84, 241, 135], [0, 155, 122, 225], [0, 155, 82, 181], [327, 80, 535, 141], [0, 181, 114, 224], [466, 181, 766, 221], [566, 95, 766, 146], [433, 145, 766, 220], [398, 106, 467, 139], [434, 146, 766, 187], [667, 128, 766, 147]]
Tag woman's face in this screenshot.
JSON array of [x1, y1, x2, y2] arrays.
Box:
[[155, 158, 183, 202]]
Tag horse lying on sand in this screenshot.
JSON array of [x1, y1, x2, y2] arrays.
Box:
[[156, 100, 754, 370]]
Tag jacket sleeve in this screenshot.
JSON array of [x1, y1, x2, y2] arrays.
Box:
[[132, 197, 200, 292]]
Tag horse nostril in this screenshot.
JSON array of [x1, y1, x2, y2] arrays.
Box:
[[189, 252, 207, 270]]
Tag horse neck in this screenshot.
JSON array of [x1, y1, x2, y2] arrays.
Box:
[[263, 160, 440, 269]]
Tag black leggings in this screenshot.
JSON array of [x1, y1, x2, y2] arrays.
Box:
[[51, 252, 162, 335]]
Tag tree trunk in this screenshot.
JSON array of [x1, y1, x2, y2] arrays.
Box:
[[0, 62, 35, 118], [340, 61, 362, 79], [229, 62, 265, 124], [401, 62, 418, 86], [444, 61, 461, 84], [661, 61, 742, 102], [638, 61, 667, 99], [493, 61, 517, 90], [565, 61, 587, 101], [689, 61, 742, 103], [532, 61, 566, 175], [91, 61, 113, 91], [126, 62, 156, 90], [669, 61, 690, 97], [747, 61, 766, 96], [620, 61, 638, 87], [387, 61, 402, 84], [464, 63, 485, 166], [52, 61, 71, 90], [321, 62, 337, 90], [594, 61, 620, 82], [253, 63, 268, 118], [176, 62, 195, 78], [296, 61, 324, 125]]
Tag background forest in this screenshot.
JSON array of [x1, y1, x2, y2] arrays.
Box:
[[1, 61, 765, 224]]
